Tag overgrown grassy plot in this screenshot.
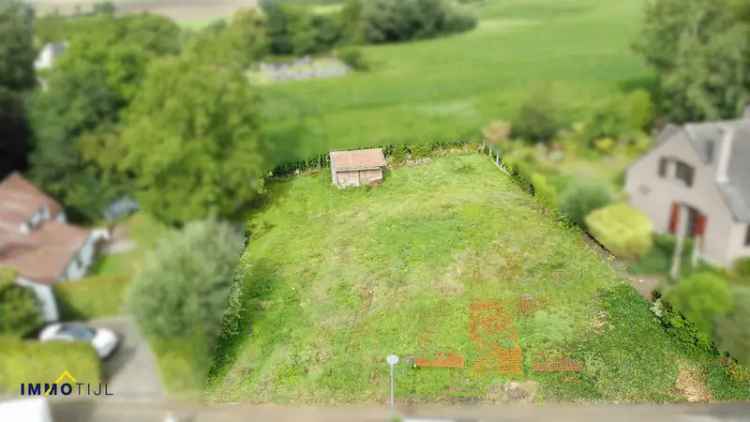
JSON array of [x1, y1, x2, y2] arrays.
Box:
[[209, 155, 748, 403], [263, 0, 651, 162]]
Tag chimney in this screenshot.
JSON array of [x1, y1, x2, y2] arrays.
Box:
[[716, 127, 734, 183]]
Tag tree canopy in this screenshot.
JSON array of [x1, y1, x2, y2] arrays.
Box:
[[0, 1, 35, 92], [0, 0, 35, 177], [637, 0, 750, 121], [117, 56, 268, 225], [28, 13, 180, 220]]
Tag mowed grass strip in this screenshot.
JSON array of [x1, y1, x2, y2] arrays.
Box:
[[263, 0, 652, 161], [209, 155, 743, 403]]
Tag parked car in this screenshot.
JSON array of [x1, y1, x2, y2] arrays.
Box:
[[39, 323, 119, 359]]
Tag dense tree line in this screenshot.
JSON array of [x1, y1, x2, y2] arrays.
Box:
[[21, 9, 270, 224], [259, 0, 477, 55]]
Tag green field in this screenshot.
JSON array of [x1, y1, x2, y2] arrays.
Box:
[[264, 0, 652, 161], [209, 154, 748, 403]]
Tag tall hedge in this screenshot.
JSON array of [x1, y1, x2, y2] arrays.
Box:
[[127, 220, 244, 382], [0, 336, 100, 392]]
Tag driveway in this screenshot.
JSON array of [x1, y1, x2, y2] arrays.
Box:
[[89, 317, 164, 401]]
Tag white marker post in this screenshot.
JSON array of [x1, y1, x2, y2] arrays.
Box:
[[386, 354, 399, 411]]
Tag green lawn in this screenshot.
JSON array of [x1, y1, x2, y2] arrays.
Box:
[[263, 0, 652, 162], [209, 154, 748, 403]]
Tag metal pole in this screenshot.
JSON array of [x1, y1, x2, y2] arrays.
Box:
[[386, 354, 399, 411], [389, 364, 395, 409]]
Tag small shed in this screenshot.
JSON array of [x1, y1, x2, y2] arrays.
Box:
[[329, 148, 387, 188]]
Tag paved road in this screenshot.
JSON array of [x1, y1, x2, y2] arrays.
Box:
[[48, 402, 750, 422], [89, 317, 164, 401]]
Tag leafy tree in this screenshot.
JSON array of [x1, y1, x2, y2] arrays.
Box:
[[261, 0, 295, 54], [0, 269, 43, 337], [28, 65, 122, 221], [0, 0, 35, 177], [666, 272, 734, 337], [636, 0, 750, 121], [118, 57, 269, 225], [0, 0, 35, 92], [260, 1, 342, 55], [717, 287, 750, 365], [28, 13, 180, 220], [185, 9, 268, 68], [127, 220, 244, 375], [559, 181, 612, 228]]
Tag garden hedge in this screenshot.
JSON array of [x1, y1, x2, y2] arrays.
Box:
[[586, 203, 653, 259], [0, 336, 100, 393]]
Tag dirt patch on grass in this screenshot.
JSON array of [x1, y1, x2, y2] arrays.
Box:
[[675, 366, 711, 403]]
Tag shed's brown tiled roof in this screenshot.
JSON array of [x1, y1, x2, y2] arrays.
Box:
[[330, 148, 386, 172]]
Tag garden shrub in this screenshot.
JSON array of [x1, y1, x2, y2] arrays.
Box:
[[511, 92, 565, 144], [666, 272, 734, 338], [585, 204, 653, 259], [0, 336, 100, 392], [128, 220, 244, 384], [0, 269, 43, 337], [55, 275, 130, 321], [530, 172, 558, 210], [559, 181, 612, 228], [337, 47, 368, 71]]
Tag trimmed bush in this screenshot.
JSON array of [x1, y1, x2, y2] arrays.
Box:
[[559, 181, 612, 228], [585, 204, 653, 259], [0, 269, 43, 337], [0, 336, 101, 393], [55, 275, 130, 321]]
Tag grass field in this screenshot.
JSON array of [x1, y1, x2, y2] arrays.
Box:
[[209, 154, 749, 404], [264, 0, 653, 162]]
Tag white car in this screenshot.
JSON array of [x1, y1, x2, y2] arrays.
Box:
[[39, 323, 119, 359]]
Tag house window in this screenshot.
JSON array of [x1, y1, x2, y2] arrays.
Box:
[[658, 158, 668, 178], [675, 161, 694, 187]]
